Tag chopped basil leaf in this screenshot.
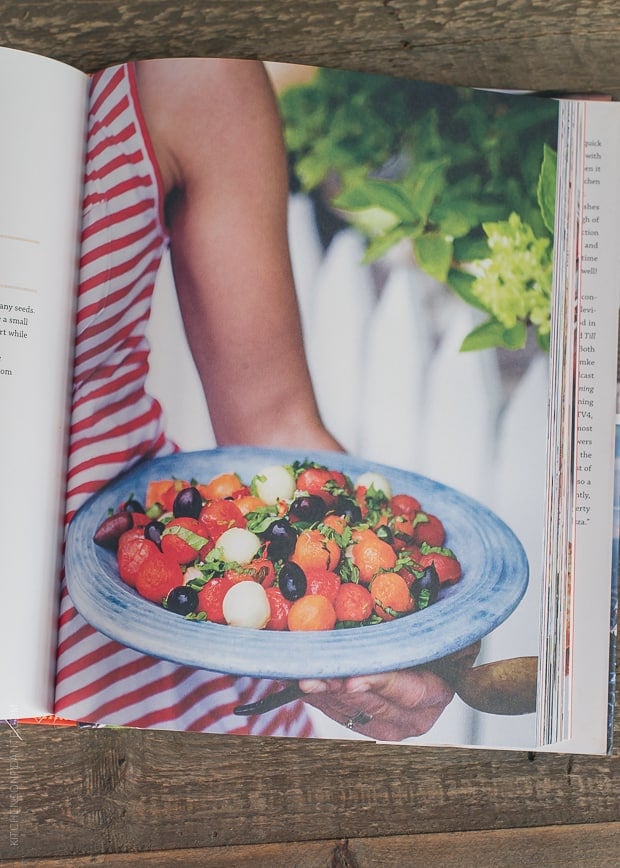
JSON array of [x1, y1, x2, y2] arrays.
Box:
[[418, 541, 455, 558]]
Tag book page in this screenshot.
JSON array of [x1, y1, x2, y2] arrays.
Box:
[[0, 49, 87, 718], [563, 101, 620, 753]]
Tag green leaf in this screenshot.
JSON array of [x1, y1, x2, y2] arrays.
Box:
[[446, 270, 489, 313], [245, 505, 280, 534], [460, 319, 505, 352], [161, 524, 209, 550], [339, 557, 360, 584], [460, 318, 527, 352], [431, 197, 491, 240], [501, 321, 528, 349], [334, 179, 420, 223], [433, 209, 474, 239], [413, 233, 453, 283], [403, 159, 448, 221], [317, 520, 353, 549], [537, 144, 557, 234], [184, 611, 207, 621], [452, 235, 491, 262], [294, 154, 331, 191], [418, 541, 456, 559], [363, 223, 418, 263]]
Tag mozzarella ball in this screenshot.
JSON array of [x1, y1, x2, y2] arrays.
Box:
[[222, 581, 271, 629], [217, 527, 262, 564], [355, 471, 392, 499], [252, 465, 296, 504]]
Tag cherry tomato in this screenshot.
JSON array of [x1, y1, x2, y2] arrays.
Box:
[[390, 493, 421, 517], [265, 587, 292, 630], [196, 577, 235, 624], [296, 467, 350, 506], [117, 531, 159, 588], [334, 583, 373, 622], [416, 550, 462, 584], [304, 568, 341, 604], [224, 557, 276, 587], [199, 500, 246, 542], [413, 514, 446, 547], [135, 552, 184, 603], [161, 517, 210, 565]]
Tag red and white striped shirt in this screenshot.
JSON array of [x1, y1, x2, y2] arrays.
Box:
[[55, 63, 313, 736]]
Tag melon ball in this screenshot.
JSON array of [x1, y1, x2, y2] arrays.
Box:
[[355, 471, 392, 499], [222, 581, 270, 629], [251, 465, 296, 504], [217, 527, 261, 564]]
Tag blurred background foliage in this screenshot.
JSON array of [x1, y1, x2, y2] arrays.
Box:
[[278, 69, 559, 351]]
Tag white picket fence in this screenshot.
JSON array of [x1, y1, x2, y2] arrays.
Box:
[[145, 194, 548, 747]]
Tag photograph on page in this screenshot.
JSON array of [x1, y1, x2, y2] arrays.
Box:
[[59, 58, 560, 747]]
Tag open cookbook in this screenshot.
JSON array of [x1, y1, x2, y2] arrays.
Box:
[[1, 46, 617, 754]]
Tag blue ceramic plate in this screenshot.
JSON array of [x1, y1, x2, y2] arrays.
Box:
[[65, 447, 529, 678]]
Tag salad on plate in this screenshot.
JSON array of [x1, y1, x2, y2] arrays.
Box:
[[93, 458, 463, 634]]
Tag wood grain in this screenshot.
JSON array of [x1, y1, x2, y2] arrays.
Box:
[[1, 0, 620, 95], [0, 701, 618, 860], [4, 824, 620, 867], [0, 0, 619, 862]]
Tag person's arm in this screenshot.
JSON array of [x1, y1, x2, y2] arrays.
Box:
[[135, 58, 339, 451]]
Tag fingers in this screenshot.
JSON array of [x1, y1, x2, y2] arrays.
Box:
[[345, 669, 453, 708], [298, 650, 478, 741], [299, 668, 455, 741], [300, 667, 453, 708]]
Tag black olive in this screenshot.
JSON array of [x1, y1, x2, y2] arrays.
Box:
[[333, 495, 362, 524], [166, 586, 199, 616], [144, 520, 166, 548], [93, 511, 133, 550], [411, 564, 440, 610], [261, 518, 298, 561], [288, 494, 326, 524], [122, 498, 145, 514], [279, 562, 307, 601], [172, 486, 202, 519]]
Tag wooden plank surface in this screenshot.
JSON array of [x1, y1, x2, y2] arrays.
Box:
[[4, 823, 620, 867], [0, 1, 619, 862], [1, 0, 620, 95], [0, 703, 618, 861]]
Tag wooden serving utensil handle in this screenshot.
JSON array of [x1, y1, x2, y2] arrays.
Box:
[[449, 656, 538, 716]]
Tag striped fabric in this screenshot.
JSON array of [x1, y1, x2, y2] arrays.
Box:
[[54, 63, 313, 737]]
